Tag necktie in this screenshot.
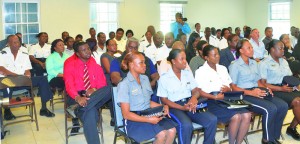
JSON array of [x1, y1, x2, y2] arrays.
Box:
[[83, 64, 91, 90]]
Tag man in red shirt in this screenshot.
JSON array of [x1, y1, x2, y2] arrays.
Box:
[[64, 41, 111, 144]]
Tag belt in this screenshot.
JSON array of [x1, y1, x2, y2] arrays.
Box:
[[175, 98, 190, 103]]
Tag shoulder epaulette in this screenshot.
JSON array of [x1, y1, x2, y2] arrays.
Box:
[[231, 60, 235, 64], [146, 44, 151, 48], [140, 40, 145, 42], [22, 51, 28, 55], [1, 51, 7, 54]]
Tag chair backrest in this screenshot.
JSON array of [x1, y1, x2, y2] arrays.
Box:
[[0, 76, 32, 89], [112, 87, 125, 130]]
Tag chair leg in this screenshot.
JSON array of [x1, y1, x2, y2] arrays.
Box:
[[50, 99, 54, 112], [65, 112, 69, 144], [195, 131, 200, 144], [257, 115, 262, 129], [98, 109, 104, 144], [281, 132, 285, 140], [113, 132, 118, 144], [244, 135, 249, 144], [33, 102, 39, 131]]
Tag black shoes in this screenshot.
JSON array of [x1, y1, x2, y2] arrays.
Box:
[[286, 126, 300, 140], [110, 120, 115, 127], [261, 139, 275, 144], [70, 118, 80, 135], [40, 109, 55, 117], [4, 109, 16, 120]]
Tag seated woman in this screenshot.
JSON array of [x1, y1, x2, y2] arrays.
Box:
[[118, 52, 176, 143], [46, 39, 68, 91], [229, 39, 288, 144], [259, 39, 300, 141], [195, 45, 251, 144], [158, 49, 217, 144]]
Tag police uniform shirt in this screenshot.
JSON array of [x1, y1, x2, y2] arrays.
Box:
[[114, 38, 126, 52], [144, 44, 158, 65], [156, 44, 171, 62], [64, 48, 74, 57], [28, 43, 51, 58], [229, 57, 260, 89], [139, 39, 153, 53], [218, 37, 228, 50], [249, 38, 266, 59], [0, 48, 32, 77], [117, 72, 153, 111], [195, 61, 232, 93], [3, 46, 28, 53], [157, 69, 197, 102], [259, 55, 292, 84], [97, 45, 107, 53], [92, 49, 104, 66]]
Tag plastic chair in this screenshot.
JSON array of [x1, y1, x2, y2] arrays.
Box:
[[0, 76, 39, 135]]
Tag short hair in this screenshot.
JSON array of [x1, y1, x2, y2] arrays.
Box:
[[175, 12, 182, 18], [105, 39, 114, 46], [216, 29, 221, 32], [126, 37, 139, 47], [116, 28, 124, 33], [279, 34, 289, 41], [167, 49, 183, 62], [7, 35, 17, 42], [15, 32, 22, 35], [121, 51, 143, 71], [165, 32, 174, 39], [264, 27, 273, 32], [267, 39, 281, 54], [86, 38, 97, 51], [97, 32, 105, 38], [36, 32, 48, 38], [227, 34, 238, 42], [126, 29, 134, 36], [196, 40, 208, 51], [75, 34, 83, 40], [195, 23, 200, 28], [51, 39, 63, 53], [73, 41, 87, 53], [64, 36, 74, 44], [221, 28, 229, 37], [89, 27, 95, 31], [202, 45, 217, 57], [235, 27, 240, 32]]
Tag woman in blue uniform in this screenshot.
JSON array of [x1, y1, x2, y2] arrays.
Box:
[[229, 39, 288, 144], [195, 45, 251, 144], [259, 39, 300, 141], [157, 49, 217, 144], [118, 51, 176, 143]]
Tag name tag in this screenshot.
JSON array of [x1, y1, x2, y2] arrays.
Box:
[[131, 88, 139, 95]]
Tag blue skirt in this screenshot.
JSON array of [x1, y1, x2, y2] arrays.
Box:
[[124, 118, 177, 143], [207, 100, 249, 123]]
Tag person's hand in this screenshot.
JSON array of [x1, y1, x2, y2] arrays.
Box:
[[163, 105, 171, 118], [39, 62, 46, 69], [281, 84, 293, 92], [220, 85, 231, 93], [254, 58, 261, 62], [75, 96, 90, 107], [57, 73, 64, 77], [215, 93, 224, 100], [147, 116, 163, 124], [85, 88, 96, 97], [267, 87, 274, 96], [251, 88, 266, 98]]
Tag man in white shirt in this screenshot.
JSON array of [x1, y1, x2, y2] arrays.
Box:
[[201, 27, 218, 47], [64, 36, 74, 57], [0, 35, 55, 120], [96, 32, 107, 53], [144, 33, 168, 65], [193, 23, 204, 38], [114, 28, 126, 52], [249, 29, 266, 62], [290, 27, 299, 48], [139, 31, 153, 53]]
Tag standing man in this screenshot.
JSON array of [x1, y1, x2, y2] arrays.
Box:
[[249, 29, 266, 62], [170, 12, 191, 39], [0, 35, 55, 120], [64, 41, 111, 144], [262, 27, 273, 50], [194, 23, 203, 38]]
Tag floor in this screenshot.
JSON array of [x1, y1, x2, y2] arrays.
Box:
[[1, 94, 300, 144]]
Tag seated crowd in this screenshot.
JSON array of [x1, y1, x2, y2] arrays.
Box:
[[1, 13, 300, 144]]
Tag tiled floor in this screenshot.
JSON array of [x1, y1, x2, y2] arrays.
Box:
[[1, 95, 300, 144]]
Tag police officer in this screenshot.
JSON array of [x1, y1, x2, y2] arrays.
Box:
[[157, 49, 217, 144], [229, 39, 288, 144], [259, 39, 300, 141], [28, 32, 51, 76], [118, 51, 176, 143], [0, 35, 55, 120]]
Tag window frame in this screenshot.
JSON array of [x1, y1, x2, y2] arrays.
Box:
[[159, 3, 183, 35], [2, 0, 40, 44]]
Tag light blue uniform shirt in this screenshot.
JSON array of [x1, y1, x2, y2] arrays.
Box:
[[229, 57, 260, 89], [117, 72, 153, 111], [157, 69, 197, 102], [259, 55, 292, 84]]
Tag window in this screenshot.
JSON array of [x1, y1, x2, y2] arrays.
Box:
[[90, 2, 118, 36], [2, 0, 40, 44], [160, 3, 183, 35], [268, 2, 290, 39]]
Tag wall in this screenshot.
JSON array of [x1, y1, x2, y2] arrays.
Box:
[[290, 0, 300, 27]]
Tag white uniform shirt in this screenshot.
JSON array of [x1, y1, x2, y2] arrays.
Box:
[[64, 48, 74, 57], [139, 39, 153, 53], [3, 46, 28, 53], [114, 38, 126, 52], [28, 43, 51, 58], [97, 45, 107, 53], [144, 45, 158, 65], [290, 35, 298, 48], [249, 38, 266, 59], [201, 36, 218, 47], [0, 48, 32, 77], [92, 49, 104, 66], [218, 37, 228, 50], [195, 61, 232, 93], [156, 44, 171, 62]]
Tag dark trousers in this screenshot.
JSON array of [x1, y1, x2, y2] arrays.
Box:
[[1, 76, 53, 104], [169, 105, 217, 144], [244, 96, 288, 141], [49, 77, 65, 90], [73, 86, 111, 144], [31, 58, 46, 76]]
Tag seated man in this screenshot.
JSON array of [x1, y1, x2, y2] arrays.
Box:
[[64, 41, 111, 144], [0, 35, 55, 120], [110, 37, 159, 101]]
